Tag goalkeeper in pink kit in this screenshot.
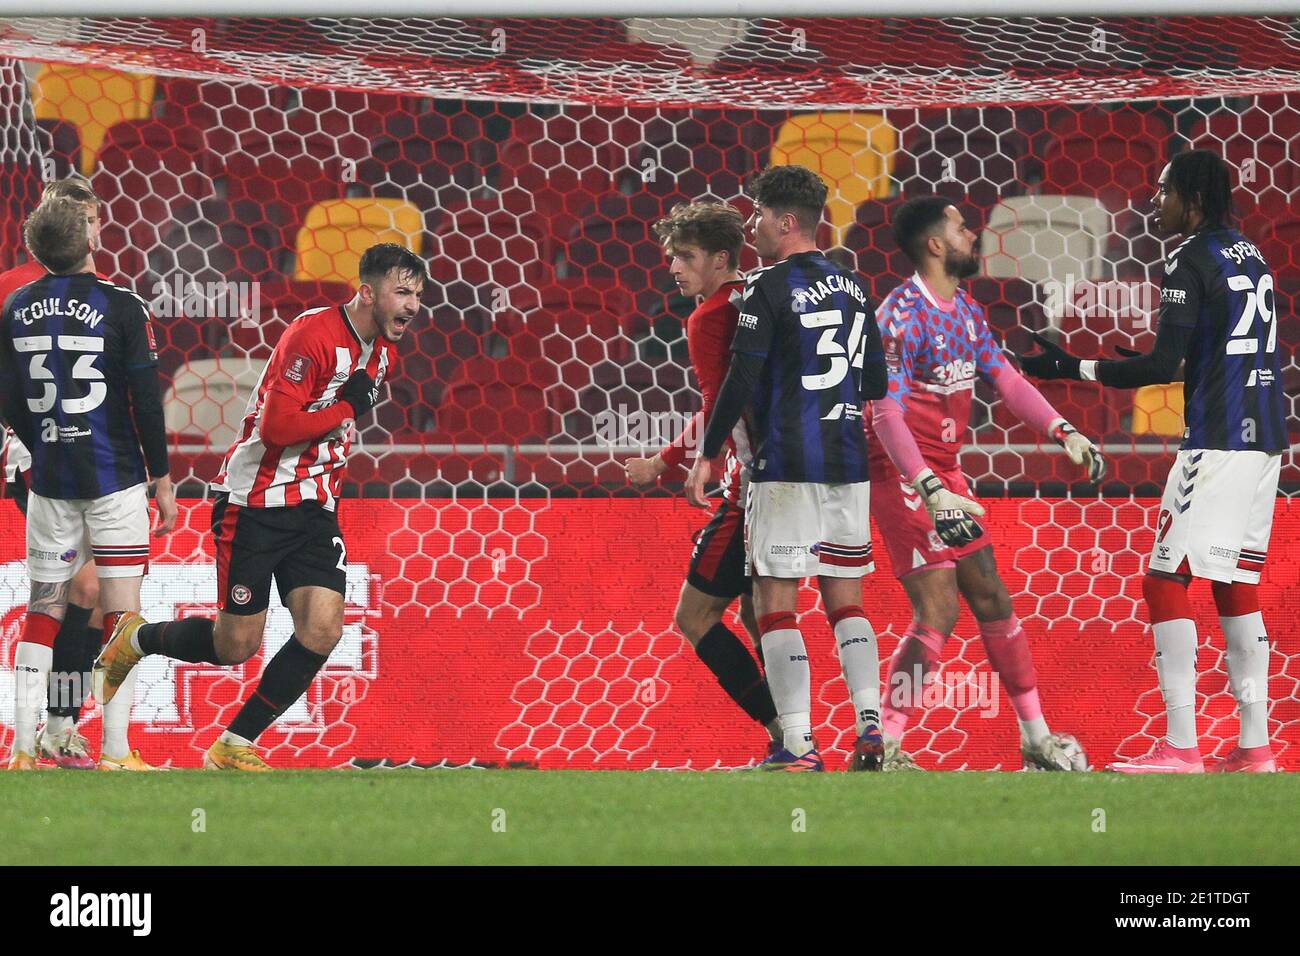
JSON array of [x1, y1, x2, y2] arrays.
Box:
[[867, 196, 1104, 770]]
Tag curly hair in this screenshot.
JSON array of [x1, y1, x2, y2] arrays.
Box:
[[652, 201, 745, 269], [747, 165, 828, 235]]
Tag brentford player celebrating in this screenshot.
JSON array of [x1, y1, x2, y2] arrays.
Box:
[[869, 196, 1102, 772], [687, 166, 888, 772], [625, 201, 780, 755], [1019, 151, 1285, 773], [95, 243, 426, 771]]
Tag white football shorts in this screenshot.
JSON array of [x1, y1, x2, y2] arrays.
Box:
[[745, 480, 873, 579], [26, 482, 150, 583], [1147, 449, 1280, 585]]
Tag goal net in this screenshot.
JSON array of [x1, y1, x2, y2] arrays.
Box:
[[0, 15, 1298, 769]]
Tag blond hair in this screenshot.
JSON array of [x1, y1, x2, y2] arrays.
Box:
[[24, 197, 91, 274]]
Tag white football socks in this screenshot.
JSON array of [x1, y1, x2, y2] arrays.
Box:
[[13, 642, 52, 756], [761, 626, 813, 756], [1222, 611, 1270, 750], [1153, 618, 1198, 749], [100, 665, 139, 760], [832, 613, 881, 737]]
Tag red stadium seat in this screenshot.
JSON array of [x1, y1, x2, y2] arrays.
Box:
[[224, 128, 363, 250], [356, 111, 494, 232], [427, 200, 555, 308], [497, 109, 625, 237], [562, 192, 687, 306], [632, 111, 752, 201], [1041, 108, 1170, 215], [897, 107, 1029, 209], [157, 77, 294, 155], [1248, 199, 1300, 282], [1190, 98, 1300, 210], [92, 120, 219, 284], [434, 377, 554, 446]]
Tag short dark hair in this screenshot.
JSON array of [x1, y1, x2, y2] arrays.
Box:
[[1167, 149, 1235, 230], [653, 201, 745, 269], [747, 165, 828, 236], [358, 242, 428, 288], [893, 196, 954, 265], [24, 197, 90, 274]]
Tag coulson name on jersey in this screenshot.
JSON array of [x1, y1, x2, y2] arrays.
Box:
[[10, 297, 106, 329], [792, 273, 868, 310]]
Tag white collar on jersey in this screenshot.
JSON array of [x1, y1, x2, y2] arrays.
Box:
[[911, 272, 958, 314], [339, 304, 364, 346]]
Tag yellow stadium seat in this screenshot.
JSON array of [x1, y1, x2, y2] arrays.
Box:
[[770, 111, 896, 247], [1132, 383, 1185, 437], [293, 199, 424, 285], [31, 65, 156, 175]]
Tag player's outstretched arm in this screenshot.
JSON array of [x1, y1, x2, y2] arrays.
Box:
[[1014, 319, 1194, 390], [988, 362, 1106, 482]]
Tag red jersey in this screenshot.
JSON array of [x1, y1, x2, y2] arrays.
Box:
[[214, 305, 396, 511], [661, 279, 750, 503], [0, 262, 42, 484], [0, 260, 45, 307], [0, 261, 109, 305], [866, 274, 1006, 478]]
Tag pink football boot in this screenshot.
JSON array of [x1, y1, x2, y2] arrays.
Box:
[[1107, 740, 1205, 774], [1208, 745, 1277, 773]]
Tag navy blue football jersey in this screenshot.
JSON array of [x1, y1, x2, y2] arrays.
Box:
[[730, 251, 883, 483], [1159, 228, 1286, 452], [1, 273, 160, 499]]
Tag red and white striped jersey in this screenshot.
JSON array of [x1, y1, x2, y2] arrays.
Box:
[[213, 305, 396, 511]]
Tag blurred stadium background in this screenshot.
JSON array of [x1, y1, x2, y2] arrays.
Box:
[[0, 14, 1298, 771]]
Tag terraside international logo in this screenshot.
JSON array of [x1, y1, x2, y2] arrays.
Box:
[[49, 886, 151, 936]]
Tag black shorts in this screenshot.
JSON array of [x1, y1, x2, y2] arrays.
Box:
[[211, 493, 347, 615], [686, 499, 751, 600]]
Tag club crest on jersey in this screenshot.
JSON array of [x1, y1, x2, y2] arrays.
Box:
[[284, 354, 311, 383], [231, 584, 252, 606], [883, 335, 901, 371]]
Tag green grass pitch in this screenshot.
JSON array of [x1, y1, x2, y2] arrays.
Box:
[[3, 770, 1297, 865]]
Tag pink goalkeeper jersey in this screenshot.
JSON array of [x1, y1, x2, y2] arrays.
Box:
[[866, 274, 1006, 475]]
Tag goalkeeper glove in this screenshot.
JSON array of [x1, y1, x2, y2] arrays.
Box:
[[339, 368, 379, 421], [912, 467, 985, 547], [1015, 332, 1082, 380], [1050, 420, 1107, 483]]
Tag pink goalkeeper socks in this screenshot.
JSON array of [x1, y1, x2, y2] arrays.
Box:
[[882, 622, 948, 737], [979, 615, 1043, 722]]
